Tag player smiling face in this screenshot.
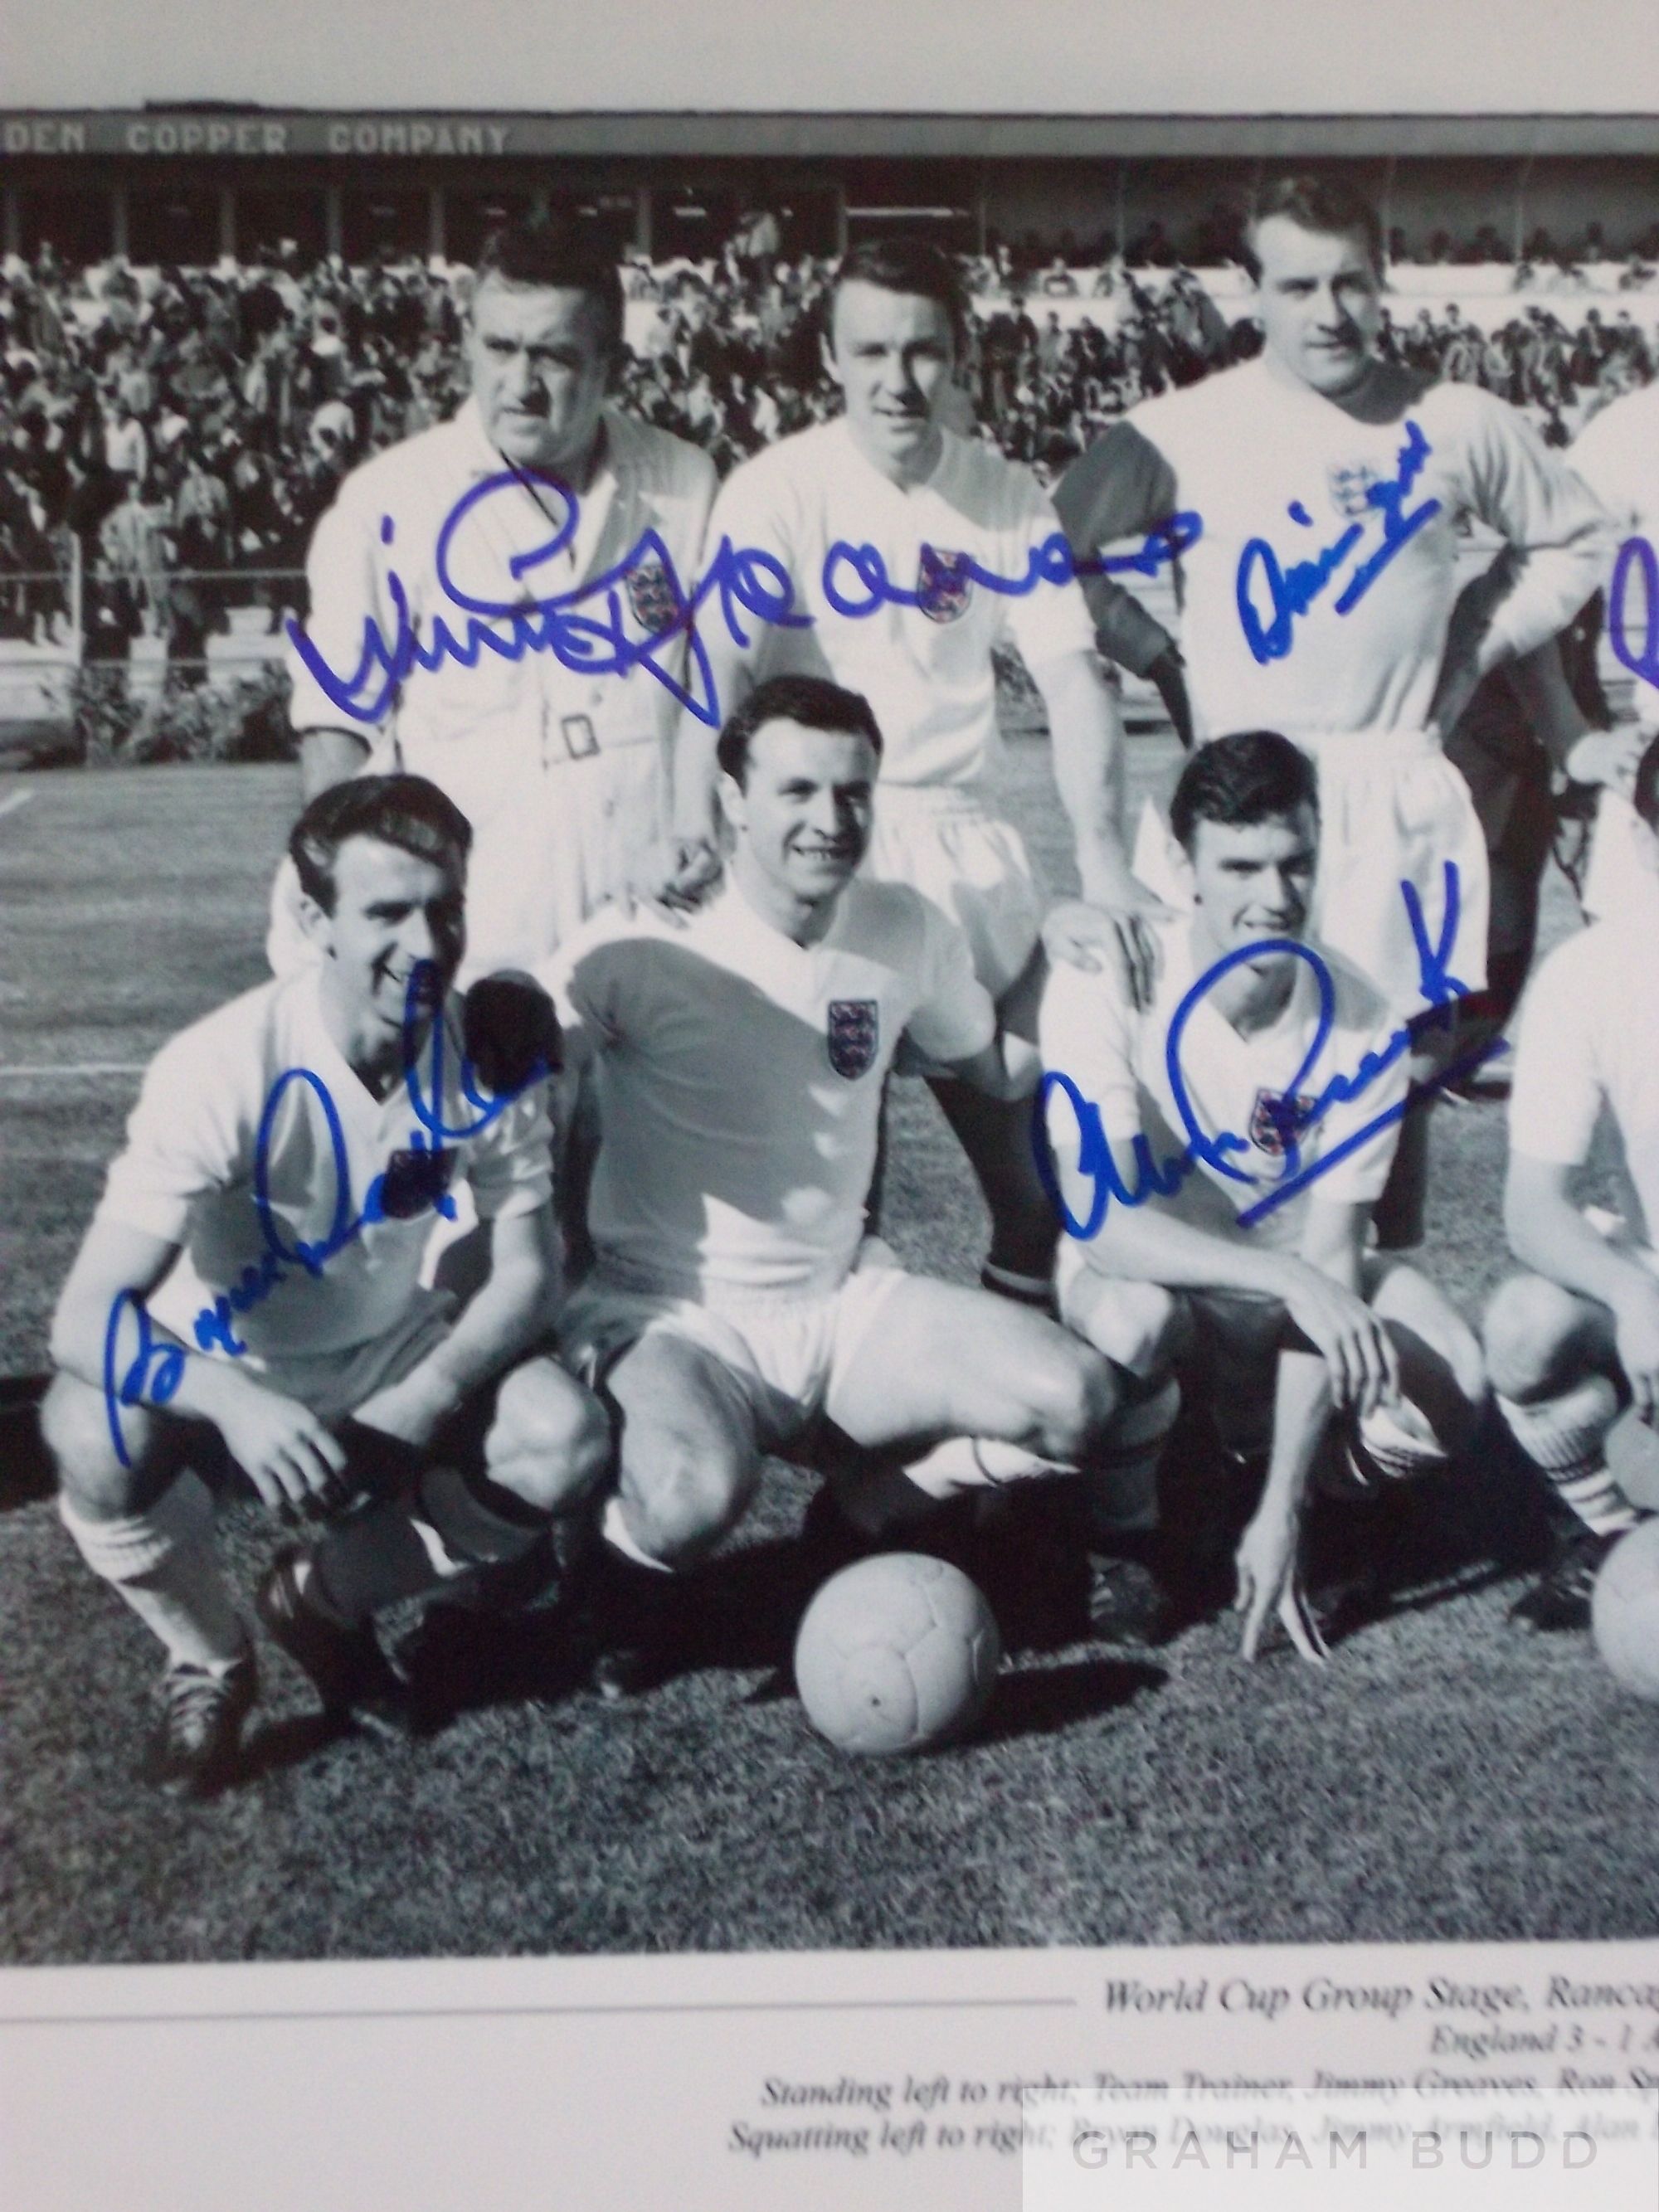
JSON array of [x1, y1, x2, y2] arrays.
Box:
[[1183, 806, 1319, 980], [307, 835, 467, 1060], [722, 717, 878, 913], [1250, 214, 1384, 399], [466, 275, 614, 477], [825, 280, 957, 482]]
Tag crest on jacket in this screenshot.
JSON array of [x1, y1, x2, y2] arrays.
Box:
[[625, 553, 682, 636], [826, 999, 880, 1080]]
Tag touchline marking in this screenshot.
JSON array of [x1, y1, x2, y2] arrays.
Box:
[[0, 1062, 146, 1080], [0, 1996, 1078, 2029], [0, 788, 33, 821]]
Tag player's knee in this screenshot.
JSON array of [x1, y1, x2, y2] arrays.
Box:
[[1442, 1312, 1489, 1418], [1021, 1337, 1118, 1461], [41, 1372, 153, 1517], [487, 1364, 612, 1514], [623, 1433, 755, 1568], [1483, 1274, 1587, 1401], [1066, 1275, 1182, 1378]]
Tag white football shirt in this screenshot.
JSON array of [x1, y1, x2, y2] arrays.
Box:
[[1509, 918, 1659, 1242], [546, 876, 995, 1298], [1571, 379, 1659, 537], [705, 417, 1096, 786], [1058, 356, 1611, 743], [1038, 914, 1408, 1256], [98, 969, 552, 1358]]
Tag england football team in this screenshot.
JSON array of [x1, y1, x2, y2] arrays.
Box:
[[42, 184, 1659, 1800]]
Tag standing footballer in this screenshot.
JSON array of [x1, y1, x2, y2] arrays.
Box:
[[663, 236, 1157, 1309], [1056, 173, 1613, 1246], [276, 218, 717, 982]]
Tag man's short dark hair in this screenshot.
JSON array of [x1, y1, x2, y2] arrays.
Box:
[[290, 774, 472, 914], [715, 674, 884, 788], [1241, 173, 1385, 284], [474, 217, 625, 352], [1634, 733, 1659, 830], [830, 235, 968, 352], [1169, 731, 1319, 853]]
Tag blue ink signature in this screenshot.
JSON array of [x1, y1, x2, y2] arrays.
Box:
[[100, 961, 545, 1468], [1034, 863, 1506, 1242], [1236, 421, 1442, 666], [1608, 533, 1659, 696], [285, 468, 1203, 733]]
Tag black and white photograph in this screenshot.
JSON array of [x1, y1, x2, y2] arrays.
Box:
[[5, 0, 1659, 2005]]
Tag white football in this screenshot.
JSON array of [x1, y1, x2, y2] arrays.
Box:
[[794, 1553, 1002, 1757]]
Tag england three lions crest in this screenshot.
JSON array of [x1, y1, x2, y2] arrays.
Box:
[[827, 999, 880, 1080], [625, 553, 681, 636], [1326, 461, 1381, 522], [917, 544, 975, 624], [1249, 1087, 1314, 1159]]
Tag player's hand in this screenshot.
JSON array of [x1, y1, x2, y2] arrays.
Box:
[[465, 971, 561, 1098], [1146, 645, 1195, 752], [1234, 1501, 1329, 1666], [212, 1378, 349, 1522], [1565, 727, 1647, 798], [1282, 1266, 1400, 1418], [1613, 1282, 1659, 1427], [629, 835, 723, 918], [1042, 892, 1170, 1010]]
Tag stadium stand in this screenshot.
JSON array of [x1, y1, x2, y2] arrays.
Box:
[[0, 231, 1655, 696]]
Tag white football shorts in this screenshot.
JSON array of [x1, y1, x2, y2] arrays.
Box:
[[557, 1242, 912, 1450], [863, 782, 1043, 1004]]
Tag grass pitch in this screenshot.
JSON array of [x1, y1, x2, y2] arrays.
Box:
[[3, 738, 1659, 1966]]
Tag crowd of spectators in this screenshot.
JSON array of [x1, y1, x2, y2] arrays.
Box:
[[1, 221, 1655, 668]]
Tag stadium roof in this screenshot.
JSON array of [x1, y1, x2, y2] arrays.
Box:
[[2, 109, 1657, 159]]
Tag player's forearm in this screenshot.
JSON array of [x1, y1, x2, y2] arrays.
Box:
[[1480, 532, 1613, 674], [672, 627, 752, 839], [54, 1276, 263, 1436], [1504, 1184, 1655, 1317], [296, 727, 371, 805], [1075, 1204, 1302, 1305], [1078, 573, 1176, 681], [1296, 1208, 1368, 1300], [670, 710, 723, 843], [1258, 1348, 1335, 1520], [948, 1038, 1039, 1105], [1039, 657, 1137, 907], [401, 1247, 555, 1422]]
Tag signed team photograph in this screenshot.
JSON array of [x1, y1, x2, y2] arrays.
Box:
[[3, 31, 1659, 1978]]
